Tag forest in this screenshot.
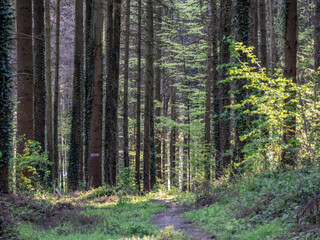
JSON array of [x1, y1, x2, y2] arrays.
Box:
[[1, 0, 320, 239]]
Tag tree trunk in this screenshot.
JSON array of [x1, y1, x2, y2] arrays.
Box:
[[0, 0, 12, 194], [233, 0, 250, 171], [217, 0, 232, 177], [205, 3, 214, 181], [169, 77, 176, 187], [68, 0, 84, 191], [155, 2, 162, 180], [315, 0, 320, 70], [282, 0, 297, 165], [34, 0, 46, 150], [87, 0, 103, 188], [16, 0, 34, 154], [123, 0, 130, 170], [259, 0, 268, 71], [105, 0, 121, 186], [144, 0, 154, 192], [135, 0, 142, 191], [53, 0, 60, 184], [45, 0, 53, 184], [85, 0, 94, 185], [149, 0, 156, 190], [250, 0, 259, 57]]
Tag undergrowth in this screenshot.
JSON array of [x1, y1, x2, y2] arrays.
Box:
[[186, 169, 320, 239]]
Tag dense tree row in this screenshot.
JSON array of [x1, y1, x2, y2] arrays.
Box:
[[0, 0, 319, 193]]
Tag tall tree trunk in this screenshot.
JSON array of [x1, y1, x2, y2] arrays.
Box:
[[105, 0, 121, 186], [135, 0, 142, 191], [205, 3, 213, 181], [34, 0, 46, 150], [149, 0, 156, 190], [250, 0, 259, 57], [144, 0, 154, 192], [315, 0, 320, 70], [16, 0, 34, 154], [87, 0, 103, 188], [282, 0, 297, 165], [155, 2, 162, 180], [123, 0, 130, 169], [68, 0, 84, 191], [169, 77, 176, 187], [259, 0, 268, 71], [270, 0, 279, 75], [233, 0, 250, 171], [45, 0, 53, 183], [0, 0, 12, 194], [85, 0, 94, 185], [217, 0, 232, 177], [53, 0, 60, 184], [211, 0, 220, 180]]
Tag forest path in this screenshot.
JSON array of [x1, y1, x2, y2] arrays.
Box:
[[152, 199, 215, 240]]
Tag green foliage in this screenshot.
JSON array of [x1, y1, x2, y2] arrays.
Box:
[[11, 140, 51, 192]]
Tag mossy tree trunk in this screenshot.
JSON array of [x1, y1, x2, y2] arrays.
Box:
[[0, 0, 13, 194]]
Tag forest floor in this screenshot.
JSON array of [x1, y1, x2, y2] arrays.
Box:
[[2, 169, 320, 239]]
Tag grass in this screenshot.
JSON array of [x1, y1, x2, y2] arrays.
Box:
[[12, 191, 187, 240], [185, 169, 320, 239]]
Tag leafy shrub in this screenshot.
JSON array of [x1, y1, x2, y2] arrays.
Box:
[[11, 140, 51, 192]]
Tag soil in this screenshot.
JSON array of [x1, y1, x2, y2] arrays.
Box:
[[153, 199, 216, 240]]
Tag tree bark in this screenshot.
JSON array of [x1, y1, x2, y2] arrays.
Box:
[[45, 0, 53, 183], [34, 0, 46, 150], [105, 0, 121, 186], [85, 0, 94, 185], [53, 0, 60, 184], [123, 0, 130, 170], [259, 0, 268, 71], [282, 0, 297, 165], [217, 0, 232, 177], [68, 0, 84, 191], [16, 0, 34, 154], [87, 0, 103, 188], [144, 0, 154, 192], [135, 0, 142, 191], [155, 2, 162, 180], [315, 0, 320, 70]]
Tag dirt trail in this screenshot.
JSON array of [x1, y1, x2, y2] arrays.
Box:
[[153, 199, 215, 240]]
